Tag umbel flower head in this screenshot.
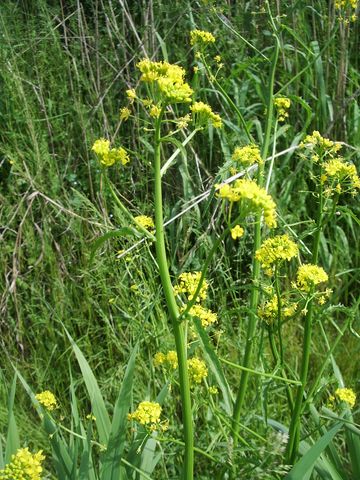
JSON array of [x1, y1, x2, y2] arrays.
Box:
[[296, 264, 328, 292], [0, 448, 45, 480], [134, 215, 154, 231], [92, 138, 129, 167], [216, 179, 277, 228], [35, 390, 57, 411], [334, 387, 356, 409], [128, 401, 167, 432], [173, 271, 208, 302], [185, 304, 218, 328], [300, 131, 341, 160], [190, 29, 216, 46], [231, 144, 262, 167], [322, 158, 360, 196], [274, 96, 291, 122], [255, 234, 298, 273], [190, 101, 222, 128], [188, 357, 208, 384], [137, 58, 193, 104]]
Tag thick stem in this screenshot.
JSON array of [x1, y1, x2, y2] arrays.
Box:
[[286, 176, 324, 463], [153, 114, 194, 480]]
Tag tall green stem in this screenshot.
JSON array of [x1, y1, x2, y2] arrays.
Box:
[[286, 176, 324, 463], [153, 114, 194, 479], [231, 33, 279, 457]]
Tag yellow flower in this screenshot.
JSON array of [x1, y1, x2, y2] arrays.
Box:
[[214, 55, 221, 63], [137, 59, 193, 104], [209, 386, 218, 395], [323, 158, 360, 195], [128, 401, 162, 431], [188, 357, 208, 383], [126, 89, 137, 101], [231, 144, 262, 167], [149, 105, 161, 118], [190, 101, 222, 128], [335, 387, 356, 409], [296, 264, 328, 292], [35, 390, 57, 411], [216, 179, 277, 228], [0, 448, 45, 480], [154, 350, 178, 370], [120, 107, 131, 121], [185, 304, 218, 328], [173, 271, 208, 302], [255, 235, 298, 272], [91, 139, 129, 167], [300, 131, 341, 158], [258, 295, 297, 325], [134, 215, 154, 230], [230, 225, 244, 240], [190, 29, 216, 46], [177, 114, 191, 129], [274, 96, 291, 122]]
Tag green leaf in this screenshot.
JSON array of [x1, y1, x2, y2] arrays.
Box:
[[5, 375, 20, 463], [285, 423, 342, 480], [193, 318, 233, 415], [101, 345, 138, 480], [65, 328, 111, 446]]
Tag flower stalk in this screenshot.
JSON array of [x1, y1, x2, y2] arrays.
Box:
[[153, 113, 194, 480]]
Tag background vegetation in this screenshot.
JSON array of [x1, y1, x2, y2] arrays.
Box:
[[1, 0, 359, 478]]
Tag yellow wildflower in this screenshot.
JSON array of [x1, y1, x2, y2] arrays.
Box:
[[296, 264, 328, 292], [128, 401, 163, 431], [214, 55, 221, 63], [335, 387, 356, 408], [188, 357, 208, 384], [92, 138, 110, 157], [177, 114, 191, 129], [190, 29, 216, 46], [173, 271, 208, 302], [120, 107, 131, 121], [209, 386, 218, 395], [185, 304, 218, 328], [35, 390, 57, 411], [126, 89, 136, 101], [300, 131, 341, 158], [134, 215, 154, 230], [137, 59, 193, 104], [216, 179, 277, 228], [0, 448, 45, 480], [231, 144, 262, 167], [255, 235, 298, 273], [190, 101, 222, 128], [230, 225, 244, 240], [323, 158, 360, 195], [91, 139, 129, 167], [258, 295, 297, 325], [274, 96, 291, 122], [149, 105, 161, 118], [154, 350, 178, 370]]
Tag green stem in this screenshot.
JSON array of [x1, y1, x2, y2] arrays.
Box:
[[153, 113, 194, 480], [231, 29, 279, 456], [285, 175, 324, 463]]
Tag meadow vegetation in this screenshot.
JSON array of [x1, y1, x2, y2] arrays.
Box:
[[1, 1, 360, 478]]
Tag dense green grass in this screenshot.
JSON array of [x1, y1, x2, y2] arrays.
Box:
[[1, 1, 360, 478]]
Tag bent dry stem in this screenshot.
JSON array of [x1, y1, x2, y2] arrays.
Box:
[[153, 114, 194, 480]]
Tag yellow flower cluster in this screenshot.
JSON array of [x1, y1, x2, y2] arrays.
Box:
[[190, 101, 222, 128], [296, 264, 328, 292], [0, 448, 45, 480], [126, 89, 136, 101], [335, 0, 358, 7], [231, 144, 262, 167], [335, 0, 358, 19], [300, 131, 341, 160], [258, 295, 297, 325], [173, 271, 208, 302], [128, 401, 165, 431], [274, 96, 291, 122], [230, 225, 244, 240], [120, 107, 131, 121], [188, 357, 208, 383], [190, 29, 216, 46], [92, 138, 129, 167], [255, 235, 298, 274], [322, 158, 360, 196], [154, 350, 178, 370], [335, 387, 356, 408], [134, 215, 154, 230], [137, 58, 193, 104], [217, 179, 277, 228], [35, 390, 57, 411], [149, 105, 161, 118], [185, 304, 218, 328]]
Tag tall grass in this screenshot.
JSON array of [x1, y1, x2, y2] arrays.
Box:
[[1, 0, 360, 478]]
